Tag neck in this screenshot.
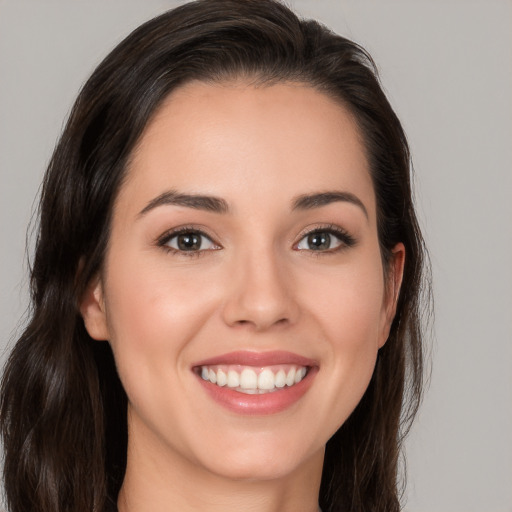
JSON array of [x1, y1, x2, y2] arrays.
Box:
[[117, 423, 324, 512]]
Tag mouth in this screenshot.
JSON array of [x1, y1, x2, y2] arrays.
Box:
[[192, 351, 318, 415], [196, 364, 309, 394]]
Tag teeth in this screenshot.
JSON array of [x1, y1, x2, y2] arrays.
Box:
[[199, 364, 309, 393], [285, 368, 296, 386], [258, 369, 275, 390], [294, 367, 307, 384], [275, 369, 286, 388], [227, 370, 240, 388], [216, 369, 227, 387], [240, 368, 257, 389]]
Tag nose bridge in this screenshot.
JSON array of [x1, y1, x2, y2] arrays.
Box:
[[222, 242, 297, 330]]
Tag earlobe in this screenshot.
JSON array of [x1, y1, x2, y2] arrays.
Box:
[[79, 276, 109, 341], [378, 243, 405, 348]]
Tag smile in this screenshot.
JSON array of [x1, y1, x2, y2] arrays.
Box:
[[193, 351, 318, 415], [199, 364, 309, 394]]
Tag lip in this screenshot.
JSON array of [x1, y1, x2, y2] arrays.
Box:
[[193, 350, 318, 368], [192, 351, 318, 415]]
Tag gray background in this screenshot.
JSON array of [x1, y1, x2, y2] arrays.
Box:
[[1, 1, 511, 511]]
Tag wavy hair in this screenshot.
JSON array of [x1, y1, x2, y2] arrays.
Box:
[[1, 1, 430, 511]]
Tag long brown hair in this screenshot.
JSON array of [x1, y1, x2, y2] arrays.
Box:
[[1, 1, 430, 511]]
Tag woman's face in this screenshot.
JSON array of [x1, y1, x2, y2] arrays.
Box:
[[82, 81, 403, 482]]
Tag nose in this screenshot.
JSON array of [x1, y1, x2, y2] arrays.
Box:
[[221, 249, 299, 331]]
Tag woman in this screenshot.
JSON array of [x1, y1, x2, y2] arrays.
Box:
[[0, 1, 429, 511]]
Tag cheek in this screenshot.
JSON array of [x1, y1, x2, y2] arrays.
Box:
[[102, 253, 222, 385], [299, 255, 386, 346], [295, 255, 385, 423]]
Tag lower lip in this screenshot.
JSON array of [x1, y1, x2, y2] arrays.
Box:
[[195, 368, 317, 415]]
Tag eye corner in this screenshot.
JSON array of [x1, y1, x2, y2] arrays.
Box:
[[156, 225, 222, 256], [294, 225, 357, 254]]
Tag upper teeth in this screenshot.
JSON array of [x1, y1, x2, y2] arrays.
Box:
[[200, 365, 308, 393]]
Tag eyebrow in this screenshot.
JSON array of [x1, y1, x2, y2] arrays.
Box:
[[138, 190, 229, 216], [138, 189, 368, 219], [292, 191, 368, 219]]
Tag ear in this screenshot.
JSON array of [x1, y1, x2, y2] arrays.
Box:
[[378, 243, 405, 348], [79, 276, 109, 341]]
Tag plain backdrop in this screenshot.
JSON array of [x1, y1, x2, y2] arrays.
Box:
[[0, 1, 511, 511]]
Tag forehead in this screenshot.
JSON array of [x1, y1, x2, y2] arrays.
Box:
[[121, 81, 375, 218]]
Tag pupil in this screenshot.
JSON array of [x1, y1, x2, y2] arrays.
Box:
[[177, 233, 201, 251], [308, 232, 330, 250]]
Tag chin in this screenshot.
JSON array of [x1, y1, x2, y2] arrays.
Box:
[[204, 456, 306, 482], [191, 435, 323, 482]]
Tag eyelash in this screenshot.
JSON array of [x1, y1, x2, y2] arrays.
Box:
[[157, 225, 220, 258], [156, 224, 356, 257], [294, 224, 357, 255]]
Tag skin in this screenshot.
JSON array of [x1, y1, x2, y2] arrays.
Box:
[[81, 81, 404, 512]]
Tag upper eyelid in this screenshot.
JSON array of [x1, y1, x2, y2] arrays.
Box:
[[156, 223, 355, 249], [293, 224, 357, 250], [156, 225, 220, 247], [295, 224, 353, 240]]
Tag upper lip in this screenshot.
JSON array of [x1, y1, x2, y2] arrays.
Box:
[[192, 350, 318, 368]]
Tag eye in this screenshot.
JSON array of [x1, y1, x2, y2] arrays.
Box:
[[296, 227, 355, 252], [161, 229, 219, 253]]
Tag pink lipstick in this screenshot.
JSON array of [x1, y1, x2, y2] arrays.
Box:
[[193, 351, 318, 415]]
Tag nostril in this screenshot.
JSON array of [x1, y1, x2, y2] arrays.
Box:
[[232, 317, 290, 330]]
